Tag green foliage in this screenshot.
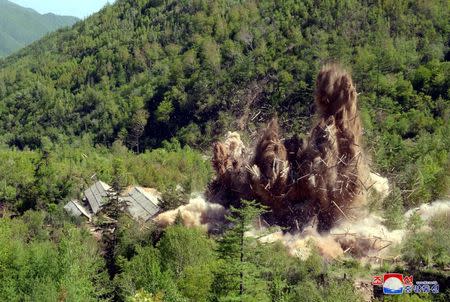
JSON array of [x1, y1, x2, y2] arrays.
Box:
[[128, 289, 164, 302], [112, 157, 131, 191], [0, 140, 211, 212], [0, 0, 448, 206], [115, 223, 217, 302], [159, 183, 190, 212], [115, 215, 157, 260], [212, 200, 271, 302], [0, 0, 78, 57], [383, 187, 405, 230], [254, 242, 315, 302], [158, 225, 217, 302], [0, 211, 109, 301], [0, 0, 448, 207], [0, 148, 37, 207], [115, 245, 184, 302], [129, 145, 212, 193], [289, 280, 323, 302], [402, 213, 450, 269], [322, 280, 363, 302], [214, 220, 368, 302], [97, 188, 130, 280], [0, 204, 369, 302], [408, 212, 425, 233], [383, 294, 432, 302], [0, 0, 449, 301], [158, 225, 216, 276], [127, 109, 149, 153]]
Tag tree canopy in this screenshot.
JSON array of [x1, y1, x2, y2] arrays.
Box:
[[0, 0, 448, 208]]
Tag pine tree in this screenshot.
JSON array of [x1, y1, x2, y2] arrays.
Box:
[[212, 200, 271, 302], [127, 109, 149, 153], [111, 157, 129, 192], [97, 188, 128, 281]]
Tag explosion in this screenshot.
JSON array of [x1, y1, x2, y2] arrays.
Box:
[[209, 64, 373, 231], [154, 64, 449, 263], [251, 199, 450, 261]]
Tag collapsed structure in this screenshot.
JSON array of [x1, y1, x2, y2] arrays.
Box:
[[209, 64, 377, 231], [64, 181, 161, 222], [64, 199, 93, 220]]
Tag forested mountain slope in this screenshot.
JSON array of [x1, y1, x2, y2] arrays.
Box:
[[0, 0, 449, 207], [0, 0, 79, 57], [0, 1, 449, 300]]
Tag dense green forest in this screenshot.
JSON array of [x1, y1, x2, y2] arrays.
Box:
[[0, 0, 449, 301], [0, 0, 448, 208], [0, 201, 373, 301], [0, 0, 78, 57]]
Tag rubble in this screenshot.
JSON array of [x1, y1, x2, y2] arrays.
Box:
[[209, 64, 374, 231]]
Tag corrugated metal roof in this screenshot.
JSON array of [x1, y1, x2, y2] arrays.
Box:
[[64, 200, 92, 219], [124, 186, 160, 221], [84, 181, 111, 214]]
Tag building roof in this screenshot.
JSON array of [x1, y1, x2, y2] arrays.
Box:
[[64, 200, 92, 220], [123, 186, 160, 221], [84, 181, 111, 214]]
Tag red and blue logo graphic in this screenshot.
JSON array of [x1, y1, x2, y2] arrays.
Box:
[[382, 273, 404, 294], [372, 274, 439, 295]]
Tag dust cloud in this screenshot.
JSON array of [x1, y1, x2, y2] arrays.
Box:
[[252, 199, 450, 261], [154, 193, 226, 231], [209, 64, 373, 231], [155, 63, 449, 262]]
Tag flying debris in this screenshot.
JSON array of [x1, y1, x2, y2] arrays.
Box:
[[209, 64, 375, 231]]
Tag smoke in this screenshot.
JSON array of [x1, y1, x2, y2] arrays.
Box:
[[404, 199, 450, 221], [209, 64, 373, 231], [256, 227, 344, 261], [224, 131, 245, 159], [367, 172, 390, 200], [156, 62, 450, 262], [154, 190, 448, 262], [154, 194, 226, 231], [254, 199, 450, 261]]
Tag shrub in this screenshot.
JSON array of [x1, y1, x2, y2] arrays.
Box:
[[402, 213, 450, 268]]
